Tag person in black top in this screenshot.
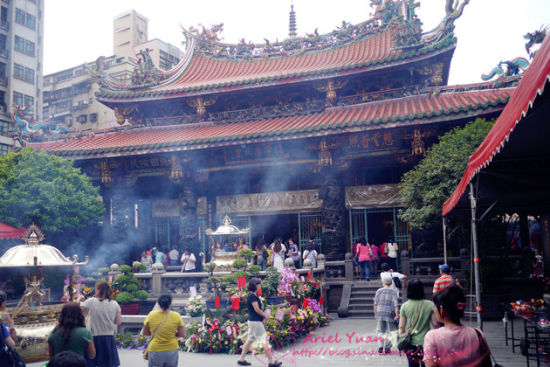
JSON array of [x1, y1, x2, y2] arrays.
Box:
[[237, 278, 281, 367]]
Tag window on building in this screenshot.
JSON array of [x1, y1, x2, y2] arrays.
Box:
[[24, 95, 34, 109], [1, 7, 7, 27], [25, 39, 35, 56], [77, 114, 87, 123], [15, 9, 24, 25], [0, 120, 8, 136], [54, 101, 70, 113], [0, 62, 5, 78], [14, 35, 24, 53], [0, 143, 8, 155], [13, 63, 24, 80], [89, 113, 97, 122], [15, 9, 35, 30], [13, 91, 23, 106], [0, 34, 6, 52], [24, 66, 34, 84]]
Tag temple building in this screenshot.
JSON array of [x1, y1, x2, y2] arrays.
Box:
[[30, 1, 519, 264]]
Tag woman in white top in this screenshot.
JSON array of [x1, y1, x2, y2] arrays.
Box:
[[81, 281, 122, 367], [302, 242, 318, 268], [271, 239, 285, 270], [386, 239, 399, 271]]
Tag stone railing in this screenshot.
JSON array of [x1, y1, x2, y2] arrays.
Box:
[[400, 250, 470, 284], [108, 262, 326, 299]]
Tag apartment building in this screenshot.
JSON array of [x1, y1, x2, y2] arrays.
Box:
[[42, 9, 183, 132], [42, 56, 134, 131], [0, 0, 44, 154]]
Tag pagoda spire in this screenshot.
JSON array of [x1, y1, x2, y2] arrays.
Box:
[[288, 2, 297, 38]]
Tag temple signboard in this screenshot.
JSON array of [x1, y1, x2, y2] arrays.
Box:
[[343, 130, 399, 155], [124, 156, 171, 174], [345, 184, 405, 209], [217, 190, 321, 216]]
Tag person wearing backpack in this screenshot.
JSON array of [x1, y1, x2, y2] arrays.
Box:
[[380, 263, 407, 296], [0, 322, 24, 367], [432, 264, 461, 295]]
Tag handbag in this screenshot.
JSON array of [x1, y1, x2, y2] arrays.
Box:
[[0, 335, 25, 367], [398, 300, 425, 352], [143, 311, 172, 361], [391, 272, 403, 289], [475, 329, 503, 367]]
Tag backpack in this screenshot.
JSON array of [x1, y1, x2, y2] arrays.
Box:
[[0, 335, 25, 367], [391, 273, 402, 289]]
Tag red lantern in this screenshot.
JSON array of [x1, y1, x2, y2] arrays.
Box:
[[303, 297, 310, 309], [237, 276, 246, 289], [319, 297, 324, 306], [232, 297, 240, 311], [256, 289, 262, 296], [215, 296, 221, 308]]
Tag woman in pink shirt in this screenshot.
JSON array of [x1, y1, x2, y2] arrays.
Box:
[[356, 239, 373, 281], [423, 286, 491, 367]]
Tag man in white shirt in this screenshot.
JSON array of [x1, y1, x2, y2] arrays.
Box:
[[379, 262, 407, 296], [180, 249, 196, 272], [168, 247, 179, 266]]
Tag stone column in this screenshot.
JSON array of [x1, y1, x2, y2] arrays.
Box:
[[318, 167, 346, 260], [110, 185, 133, 244], [178, 183, 201, 259]]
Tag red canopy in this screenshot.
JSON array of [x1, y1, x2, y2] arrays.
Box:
[[442, 36, 550, 216], [0, 222, 25, 240]]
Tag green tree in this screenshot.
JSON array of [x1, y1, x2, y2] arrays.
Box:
[[399, 118, 493, 229], [0, 147, 104, 232]]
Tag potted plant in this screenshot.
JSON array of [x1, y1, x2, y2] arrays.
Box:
[[185, 295, 207, 317], [249, 265, 262, 277], [204, 262, 217, 276], [232, 258, 248, 271], [113, 264, 150, 314], [262, 266, 284, 305]]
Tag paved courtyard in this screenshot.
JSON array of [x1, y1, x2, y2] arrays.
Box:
[[29, 317, 528, 367]]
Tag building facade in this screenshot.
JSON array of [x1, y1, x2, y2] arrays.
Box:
[[0, 0, 44, 153], [41, 9, 183, 133], [33, 1, 517, 265]]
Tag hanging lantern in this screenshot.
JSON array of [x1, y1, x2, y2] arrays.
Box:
[[317, 139, 333, 167]]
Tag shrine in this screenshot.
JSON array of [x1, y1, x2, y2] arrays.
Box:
[[31, 0, 518, 264]]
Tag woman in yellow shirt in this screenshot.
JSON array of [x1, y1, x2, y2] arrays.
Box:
[[143, 295, 185, 367]]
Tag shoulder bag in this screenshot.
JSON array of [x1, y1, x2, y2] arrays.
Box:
[[143, 311, 172, 360], [475, 328, 503, 367], [391, 272, 403, 289], [0, 334, 25, 367], [397, 300, 425, 352]]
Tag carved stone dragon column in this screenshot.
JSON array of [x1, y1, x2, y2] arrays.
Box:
[[178, 183, 201, 262], [318, 166, 346, 260]]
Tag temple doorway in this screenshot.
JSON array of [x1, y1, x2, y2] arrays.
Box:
[[250, 214, 299, 248]]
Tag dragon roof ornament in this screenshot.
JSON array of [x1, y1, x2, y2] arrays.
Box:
[[422, 0, 469, 44]]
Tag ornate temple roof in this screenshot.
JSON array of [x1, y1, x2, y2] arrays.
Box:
[[94, 1, 470, 102], [33, 87, 513, 159], [96, 29, 455, 101]]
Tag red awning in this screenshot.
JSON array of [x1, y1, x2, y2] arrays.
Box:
[[0, 222, 25, 240], [442, 36, 550, 216]]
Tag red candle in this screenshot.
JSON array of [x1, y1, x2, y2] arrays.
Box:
[[215, 296, 221, 308], [319, 297, 324, 306], [303, 297, 310, 309], [237, 276, 246, 289], [232, 297, 240, 311]]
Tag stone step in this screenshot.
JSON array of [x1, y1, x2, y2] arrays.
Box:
[[348, 309, 375, 318], [349, 297, 375, 304]]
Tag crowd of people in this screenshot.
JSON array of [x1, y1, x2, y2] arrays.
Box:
[[352, 237, 400, 281], [251, 237, 319, 271], [140, 247, 197, 272], [372, 262, 493, 367]]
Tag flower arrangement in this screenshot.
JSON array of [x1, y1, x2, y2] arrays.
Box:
[[280, 269, 300, 295], [511, 299, 547, 314], [185, 295, 207, 317]]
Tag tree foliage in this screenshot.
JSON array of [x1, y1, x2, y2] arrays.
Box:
[[399, 118, 494, 229], [0, 147, 104, 232]]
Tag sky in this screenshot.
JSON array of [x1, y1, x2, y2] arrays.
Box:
[[43, 0, 550, 85]]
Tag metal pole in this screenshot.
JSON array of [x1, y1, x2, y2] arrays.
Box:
[[469, 182, 483, 330], [442, 216, 448, 264]]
